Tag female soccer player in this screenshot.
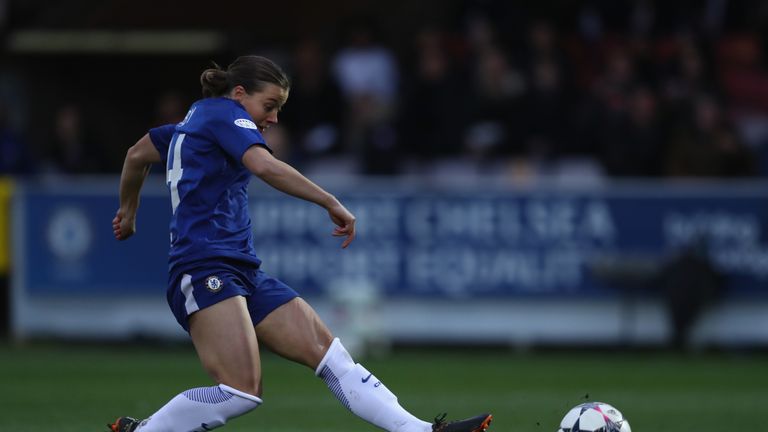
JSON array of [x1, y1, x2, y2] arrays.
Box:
[[109, 55, 492, 432]]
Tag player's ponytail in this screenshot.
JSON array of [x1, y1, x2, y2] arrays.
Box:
[[199, 56, 290, 98], [200, 62, 229, 98]]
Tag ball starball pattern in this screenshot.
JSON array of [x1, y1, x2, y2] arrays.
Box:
[[557, 402, 631, 432]]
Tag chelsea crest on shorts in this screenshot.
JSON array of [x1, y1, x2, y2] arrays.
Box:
[[205, 275, 224, 292]]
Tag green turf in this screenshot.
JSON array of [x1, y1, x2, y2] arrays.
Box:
[[0, 343, 765, 431]]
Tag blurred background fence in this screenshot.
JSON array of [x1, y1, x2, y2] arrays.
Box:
[[2, 0, 768, 350]]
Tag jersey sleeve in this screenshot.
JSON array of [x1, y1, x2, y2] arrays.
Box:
[[210, 111, 273, 165], [148, 124, 176, 165]]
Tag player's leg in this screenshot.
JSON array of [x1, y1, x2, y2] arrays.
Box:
[[249, 271, 492, 432], [190, 295, 262, 395], [253, 295, 332, 366], [255, 297, 435, 432], [110, 296, 263, 432]]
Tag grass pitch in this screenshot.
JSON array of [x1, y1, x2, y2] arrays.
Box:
[[0, 343, 765, 431]]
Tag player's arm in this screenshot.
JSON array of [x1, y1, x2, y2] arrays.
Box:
[[242, 145, 356, 248], [113, 133, 162, 240]]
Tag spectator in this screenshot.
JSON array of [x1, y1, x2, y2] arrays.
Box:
[[153, 91, 189, 127], [521, 20, 573, 161], [664, 94, 757, 177], [659, 34, 721, 128], [399, 27, 465, 161], [598, 85, 664, 177], [659, 243, 724, 350], [280, 38, 344, 168], [522, 58, 569, 162], [47, 103, 107, 174], [332, 19, 400, 174], [572, 47, 640, 159], [463, 44, 526, 159], [0, 103, 35, 175]]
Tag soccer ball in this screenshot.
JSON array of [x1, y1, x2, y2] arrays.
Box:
[[557, 401, 631, 432]]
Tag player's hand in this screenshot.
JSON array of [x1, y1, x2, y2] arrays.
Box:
[[327, 203, 356, 248], [112, 209, 136, 240]]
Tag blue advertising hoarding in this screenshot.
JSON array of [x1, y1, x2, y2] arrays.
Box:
[[17, 183, 170, 295], [15, 180, 768, 299]]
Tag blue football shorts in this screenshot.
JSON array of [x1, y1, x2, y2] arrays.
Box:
[[167, 260, 299, 332]]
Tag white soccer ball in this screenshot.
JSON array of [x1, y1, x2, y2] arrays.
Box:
[[557, 402, 631, 432]]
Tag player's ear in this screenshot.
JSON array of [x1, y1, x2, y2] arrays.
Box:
[[230, 85, 247, 99]]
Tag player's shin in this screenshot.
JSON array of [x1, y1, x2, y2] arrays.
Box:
[[135, 384, 261, 432], [316, 338, 432, 432]]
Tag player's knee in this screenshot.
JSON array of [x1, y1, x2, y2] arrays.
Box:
[[220, 384, 263, 405], [211, 369, 262, 397], [288, 329, 334, 370], [247, 382, 264, 398], [317, 331, 335, 352], [223, 378, 262, 398], [310, 332, 336, 367]]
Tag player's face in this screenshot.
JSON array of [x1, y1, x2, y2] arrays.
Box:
[[234, 83, 289, 133]]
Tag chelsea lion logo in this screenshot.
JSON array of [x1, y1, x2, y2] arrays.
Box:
[[205, 276, 224, 292]]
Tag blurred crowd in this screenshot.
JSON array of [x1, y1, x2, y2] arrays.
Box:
[[2, 0, 768, 181]]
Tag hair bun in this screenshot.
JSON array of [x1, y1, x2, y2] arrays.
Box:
[[200, 67, 229, 98]]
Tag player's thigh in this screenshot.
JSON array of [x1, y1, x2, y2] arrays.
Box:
[[255, 297, 333, 369], [189, 295, 262, 395]]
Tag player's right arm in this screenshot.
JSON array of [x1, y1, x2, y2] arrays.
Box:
[[113, 133, 162, 240]]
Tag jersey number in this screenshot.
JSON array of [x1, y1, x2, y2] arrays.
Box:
[[167, 133, 186, 213]]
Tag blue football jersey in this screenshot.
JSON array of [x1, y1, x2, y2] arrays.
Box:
[[148, 97, 272, 271]]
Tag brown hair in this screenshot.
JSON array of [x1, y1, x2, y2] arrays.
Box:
[[199, 56, 290, 98]]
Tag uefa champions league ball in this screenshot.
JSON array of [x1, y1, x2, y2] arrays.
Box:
[[557, 402, 631, 432]]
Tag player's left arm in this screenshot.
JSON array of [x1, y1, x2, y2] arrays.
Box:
[[242, 145, 356, 248], [113, 133, 162, 240]]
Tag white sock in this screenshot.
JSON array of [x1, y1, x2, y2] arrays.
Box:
[[316, 338, 432, 432], [135, 384, 262, 432]]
